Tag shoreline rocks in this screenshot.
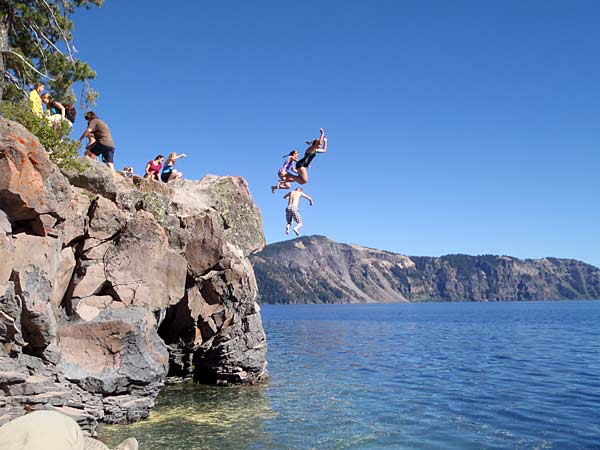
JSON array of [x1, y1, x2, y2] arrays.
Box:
[[0, 118, 268, 434]]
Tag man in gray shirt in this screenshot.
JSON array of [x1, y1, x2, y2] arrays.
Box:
[[78, 111, 116, 173]]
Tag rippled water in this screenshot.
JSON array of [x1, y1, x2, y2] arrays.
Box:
[[100, 301, 600, 449]]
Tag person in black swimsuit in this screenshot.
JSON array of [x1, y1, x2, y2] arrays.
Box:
[[288, 128, 328, 185]]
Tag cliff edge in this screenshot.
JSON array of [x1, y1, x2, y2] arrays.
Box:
[[0, 118, 268, 434]]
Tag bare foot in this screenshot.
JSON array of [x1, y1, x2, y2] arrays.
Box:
[[293, 228, 300, 236]]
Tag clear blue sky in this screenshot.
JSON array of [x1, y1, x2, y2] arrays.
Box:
[[71, 0, 600, 267]]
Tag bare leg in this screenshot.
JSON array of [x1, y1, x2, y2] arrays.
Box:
[[106, 162, 115, 173], [293, 221, 302, 236], [294, 167, 308, 185], [84, 150, 97, 160]]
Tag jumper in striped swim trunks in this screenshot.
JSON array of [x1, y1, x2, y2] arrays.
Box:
[[283, 187, 313, 236], [286, 205, 302, 225]]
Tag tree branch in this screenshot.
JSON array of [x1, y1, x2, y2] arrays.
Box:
[[5, 50, 56, 80], [25, 18, 65, 56], [35, 0, 75, 61], [3, 71, 28, 97]]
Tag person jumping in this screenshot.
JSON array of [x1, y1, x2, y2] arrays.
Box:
[[271, 149, 299, 192], [283, 187, 313, 236]]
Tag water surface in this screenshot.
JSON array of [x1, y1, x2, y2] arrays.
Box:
[[100, 301, 600, 449]]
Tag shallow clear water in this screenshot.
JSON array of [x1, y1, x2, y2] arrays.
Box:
[[100, 301, 600, 449]]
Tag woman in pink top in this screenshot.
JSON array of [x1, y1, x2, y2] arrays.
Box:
[[144, 154, 164, 180]]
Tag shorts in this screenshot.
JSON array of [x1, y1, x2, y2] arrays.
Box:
[[286, 206, 302, 225], [161, 171, 172, 183], [88, 142, 115, 164]]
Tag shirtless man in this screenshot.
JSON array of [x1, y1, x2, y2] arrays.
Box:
[[283, 187, 313, 236]]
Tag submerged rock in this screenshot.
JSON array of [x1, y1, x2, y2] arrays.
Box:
[[0, 118, 268, 434]]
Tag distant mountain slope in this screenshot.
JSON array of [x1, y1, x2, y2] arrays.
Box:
[[250, 236, 600, 303]]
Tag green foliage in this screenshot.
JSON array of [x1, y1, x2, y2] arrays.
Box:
[[1, 1, 103, 104], [0, 100, 81, 170]]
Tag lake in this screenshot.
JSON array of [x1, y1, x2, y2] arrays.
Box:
[[100, 301, 600, 449]]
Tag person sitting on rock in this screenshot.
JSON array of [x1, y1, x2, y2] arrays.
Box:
[[122, 166, 134, 178], [41, 93, 66, 126], [144, 154, 164, 180], [78, 111, 116, 173], [283, 187, 313, 236], [271, 149, 299, 193], [161, 152, 186, 182], [28, 82, 44, 118]]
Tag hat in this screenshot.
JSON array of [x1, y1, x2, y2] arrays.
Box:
[[0, 410, 138, 450]]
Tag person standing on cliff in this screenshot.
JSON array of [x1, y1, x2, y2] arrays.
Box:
[[29, 82, 44, 117], [283, 187, 313, 236], [78, 111, 116, 173]]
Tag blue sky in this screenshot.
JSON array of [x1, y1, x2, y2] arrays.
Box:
[[71, 1, 600, 266]]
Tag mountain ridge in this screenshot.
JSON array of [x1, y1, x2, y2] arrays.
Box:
[[251, 235, 600, 303]]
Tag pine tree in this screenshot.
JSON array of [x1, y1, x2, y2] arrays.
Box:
[[0, 0, 103, 105]]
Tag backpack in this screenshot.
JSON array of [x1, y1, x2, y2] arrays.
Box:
[[64, 104, 76, 123]]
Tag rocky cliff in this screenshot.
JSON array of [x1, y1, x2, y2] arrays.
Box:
[[0, 118, 267, 434], [251, 235, 600, 303]]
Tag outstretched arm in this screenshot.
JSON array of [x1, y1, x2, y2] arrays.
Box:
[[78, 127, 92, 144], [318, 128, 325, 147], [316, 129, 327, 153], [174, 153, 187, 160], [54, 101, 66, 119], [301, 193, 314, 205]]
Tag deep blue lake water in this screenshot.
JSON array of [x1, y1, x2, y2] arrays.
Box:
[[100, 301, 600, 449]]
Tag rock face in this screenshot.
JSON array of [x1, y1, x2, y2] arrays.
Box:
[[0, 118, 267, 434], [251, 236, 600, 303]]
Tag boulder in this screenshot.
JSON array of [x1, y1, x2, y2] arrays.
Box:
[[172, 176, 265, 256], [88, 196, 127, 241], [75, 296, 114, 322], [0, 211, 14, 295], [61, 158, 117, 201], [103, 211, 187, 310], [58, 307, 168, 403], [0, 119, 71, 234], [183, 211, 228, 276], [55, 188, 92, 245], [11, 235, 63, 355], [51, 248, 76, 307]]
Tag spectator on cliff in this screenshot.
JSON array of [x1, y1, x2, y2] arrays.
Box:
[[144, 154, 164, 180], [0, 410, 139, 450], [28, 82, 44, 118], [122, 166, 134, 178], [161, 152, 186, 182], [271, 149, 299, 193], [41, 94, 75, 127], [283, 187, 313, 236], [285, 128, 328, 185], [78, 111, 116, 173]]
